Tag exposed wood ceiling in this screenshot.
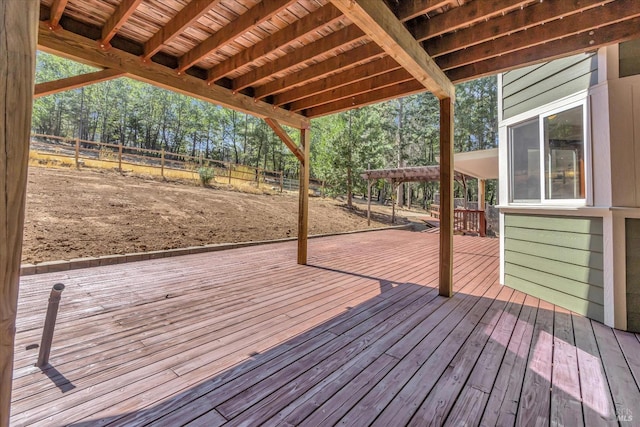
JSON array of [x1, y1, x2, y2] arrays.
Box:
[[37, 0, 640, 128]]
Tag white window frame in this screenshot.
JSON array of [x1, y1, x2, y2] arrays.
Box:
[[506, 97, 591, 207]]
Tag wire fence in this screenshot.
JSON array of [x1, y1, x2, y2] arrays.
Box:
[[30, 133, 285, 191]]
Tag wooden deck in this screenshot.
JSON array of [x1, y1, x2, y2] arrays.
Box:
[[10, 229, 640, 426]]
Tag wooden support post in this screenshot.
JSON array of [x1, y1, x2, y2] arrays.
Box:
[[367, 179, 372, 226], [391, 180, 397, 224], [0, 1, 38, 425], [228, 163, 232, 184], [439, 97, 454, 297], [298, 127, 310, 265], [118, 143, 123, 172], [279, 171, 283, 193], [75, 138, 80, 169], [478, 178, 486, 211], [160, 149, 165, 178]]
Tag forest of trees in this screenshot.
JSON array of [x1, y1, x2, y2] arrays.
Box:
[[32, 52, 498, 207]]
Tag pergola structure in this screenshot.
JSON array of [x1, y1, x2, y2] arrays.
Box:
[[2, 0, 640, 423], [361, 165, 465, 224]]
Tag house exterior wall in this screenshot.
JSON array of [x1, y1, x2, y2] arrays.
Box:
[[502, 53, 598, 120], [627, 218, 640, 331], [503, 214, 604, 322], [499, 45, 640, 331]]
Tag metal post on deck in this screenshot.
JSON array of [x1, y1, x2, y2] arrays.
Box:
[[36, 283, 65, 367]]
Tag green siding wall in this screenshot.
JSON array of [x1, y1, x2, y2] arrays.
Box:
[[504, 214, 604, 322], [502, 53, 598, 120], [620, 39, 640, 78], [627, 219, 640, 332]]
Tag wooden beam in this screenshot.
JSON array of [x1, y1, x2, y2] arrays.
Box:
[[143, 0, 224, 60], [0, 1, 38, 425], [37, 22, 310, 129], [447, 15, 640, 83], [437, 0, 640, 71], [100, 0, 144, 48], [178, 0, 293, 73], [397, 0, 452, 22], [48, 0, 68, 30], [207, 3, 343, 83], [413, 0, 532, 41], [298, 127, 310, 265], [305, 79, 426, 118], [289, 68, 414, 112], [439, 97, 454, 297], [330, 0, 453, 99], [34, 68, 125, 98], [273, 56, 401, 106], [264, 118, 304, 163], [234, 24, 368, 93], [425, 0, 612, 57], [254, 41, 383, 100]]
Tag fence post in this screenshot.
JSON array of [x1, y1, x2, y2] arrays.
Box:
[[279, 171, 283, 193], [74, 138, 80, 169], [118, 143, 123, 173], [228, 163, 232, 184], [161, 149, 165, 178]]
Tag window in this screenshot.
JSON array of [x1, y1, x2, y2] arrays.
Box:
[[508, 103, 587, 204]]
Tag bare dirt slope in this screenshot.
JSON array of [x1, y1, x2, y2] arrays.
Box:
[[23, 166, 406, 264]]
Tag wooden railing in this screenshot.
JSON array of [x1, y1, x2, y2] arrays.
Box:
[[30, 133, 284, 191], [454, 209, 486, 237], [429, 204, 486, 237]]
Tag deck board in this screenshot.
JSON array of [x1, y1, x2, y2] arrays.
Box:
[[9, 229, 640, 426]]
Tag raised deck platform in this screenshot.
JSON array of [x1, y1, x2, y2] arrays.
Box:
[[10, 230, 640, 425]]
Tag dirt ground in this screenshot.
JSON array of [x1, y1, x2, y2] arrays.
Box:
[[22, 166, 411, 264]]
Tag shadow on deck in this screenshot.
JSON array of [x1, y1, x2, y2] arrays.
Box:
[[10, 230, 640, 426]]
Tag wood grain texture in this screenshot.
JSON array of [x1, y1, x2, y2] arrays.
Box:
[[37, 22, 310, 129], [264, 118, 304, 163], [330, 0, 453, 99], [34, 68, 124, 97], [0, 1, 38, 426], [439, 97, 454, 296], [9, 229, 640, 424], [297, 127, 310, 265]]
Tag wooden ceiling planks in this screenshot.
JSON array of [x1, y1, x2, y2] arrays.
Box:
[[36, 0, 640, 122]]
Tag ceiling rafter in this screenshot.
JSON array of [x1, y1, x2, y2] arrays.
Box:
[[254, 41, 384, 100], [100, 0, 144, 48], [34, 68, 125, 98], [177, 0, 294, 73], [397, 0, 452, 22], [412, 0, 533, 41], [273, 56, 401, 106], [289, 68, 414, 112], [143, 0, 224, 60], [305, 79, 426, 118], [48, 0, 68, 30], [206, 3, 344, 83], [37, 21, 309, 129], [425, 0, 613, 58], [447, 16, 640, 83], [233, 24, 368, 93], [330, 0, 453, 99], [437, 0, 640, 71]]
